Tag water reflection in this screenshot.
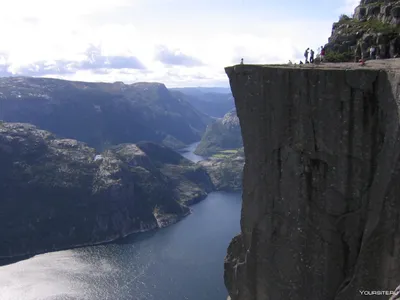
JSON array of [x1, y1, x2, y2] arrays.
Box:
[[178, 142, 204, 163], [0, 192, 242, 300]]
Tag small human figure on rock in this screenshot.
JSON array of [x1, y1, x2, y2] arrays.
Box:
[[304, 48, 309, 63], [299, 61, 304, 65], [370, 46, 376, 59], [375, 47, 380, 59], [354, 44, 361, 63], [320, 46, 325, 62], [240, 58, 243, 65], [310, 49, 314, 63]]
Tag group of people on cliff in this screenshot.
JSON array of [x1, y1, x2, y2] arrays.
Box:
[[239, 46, 326, 66], [354, 44, 383, 65], [302, 46, 325, 64]]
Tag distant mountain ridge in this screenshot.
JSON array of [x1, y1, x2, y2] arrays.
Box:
[[0, 77, 211, 151], [170, 87, 234, 118], [170, 87, 231, 96]]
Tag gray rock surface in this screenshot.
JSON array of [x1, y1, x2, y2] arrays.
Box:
[[224, 62, 400, 300], [0, 122, 213, 258], [325, 0, 400, 61], [198, 148, 244, 192]]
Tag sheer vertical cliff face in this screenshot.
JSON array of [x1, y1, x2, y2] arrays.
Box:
[[224, 63, 400, 300]]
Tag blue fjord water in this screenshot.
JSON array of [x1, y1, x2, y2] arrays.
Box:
[[0, 143, 242, 300], [177, 141, 204, 163]]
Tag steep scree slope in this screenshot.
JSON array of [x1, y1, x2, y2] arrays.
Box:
[[224, 61, 400, 300]]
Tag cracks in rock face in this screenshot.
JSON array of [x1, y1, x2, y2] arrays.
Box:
[[334, 76, 386, 298], [311, 119, 318, 153], [366, 77, 383, 190], [277, 147, 282, 180]]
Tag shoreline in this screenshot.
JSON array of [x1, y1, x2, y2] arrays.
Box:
[[0, 194, 204, 265], [0, 143, 239, 265]]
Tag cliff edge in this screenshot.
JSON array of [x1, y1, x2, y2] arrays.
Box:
[[224, 60, 400, 299]]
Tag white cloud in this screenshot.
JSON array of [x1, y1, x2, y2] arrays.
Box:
[[336, 0, 360, 15], [0, 0, 357, 87]]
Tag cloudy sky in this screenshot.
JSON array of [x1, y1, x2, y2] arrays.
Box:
[[0, 0, 359, 87]]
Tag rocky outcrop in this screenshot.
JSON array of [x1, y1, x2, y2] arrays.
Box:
[[0, 77, 211, 151], [198, 149, 244, 192], [194, 110, 243, 156], [135, 141, 215, 205], [325, 0, 400, 61], [354, 0, 400, 25], [0, 122, 213, 258], [224, 61, 400, 299]]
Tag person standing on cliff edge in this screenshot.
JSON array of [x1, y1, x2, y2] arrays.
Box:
[[320, 46, 325, 62], [310, 49, 315, 63], [304, 48, 309, 63], [370, 46, 376, 59]]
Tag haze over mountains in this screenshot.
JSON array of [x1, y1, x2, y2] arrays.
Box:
[[170, 87, 234, 118], [0, 77, 216, 151]]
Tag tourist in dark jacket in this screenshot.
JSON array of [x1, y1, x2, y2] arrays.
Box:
[[304, 48, 309, 63], [310, 49, 315, 63]]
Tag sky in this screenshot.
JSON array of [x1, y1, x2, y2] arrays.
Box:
[[0, 0, 360, 87]]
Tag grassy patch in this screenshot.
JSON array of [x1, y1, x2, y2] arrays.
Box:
[[337, 16, 400, 35], [220, 149, 238, 154], [211, 149, 240, 159], [364, 19, 400, 34], [212, 153, 230, 159], [339, 14, 351, 22], [325, 51, 354, 62]]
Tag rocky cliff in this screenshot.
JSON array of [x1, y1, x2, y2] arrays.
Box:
[[224, 60, 400, 299], [198, 148, 244, 192], [194, 110, 243, 156], [325, 0, 400, 61], [0, 122, 213, 258]]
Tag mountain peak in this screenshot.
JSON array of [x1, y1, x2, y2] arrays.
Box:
[[132, 82, 167, 90]]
